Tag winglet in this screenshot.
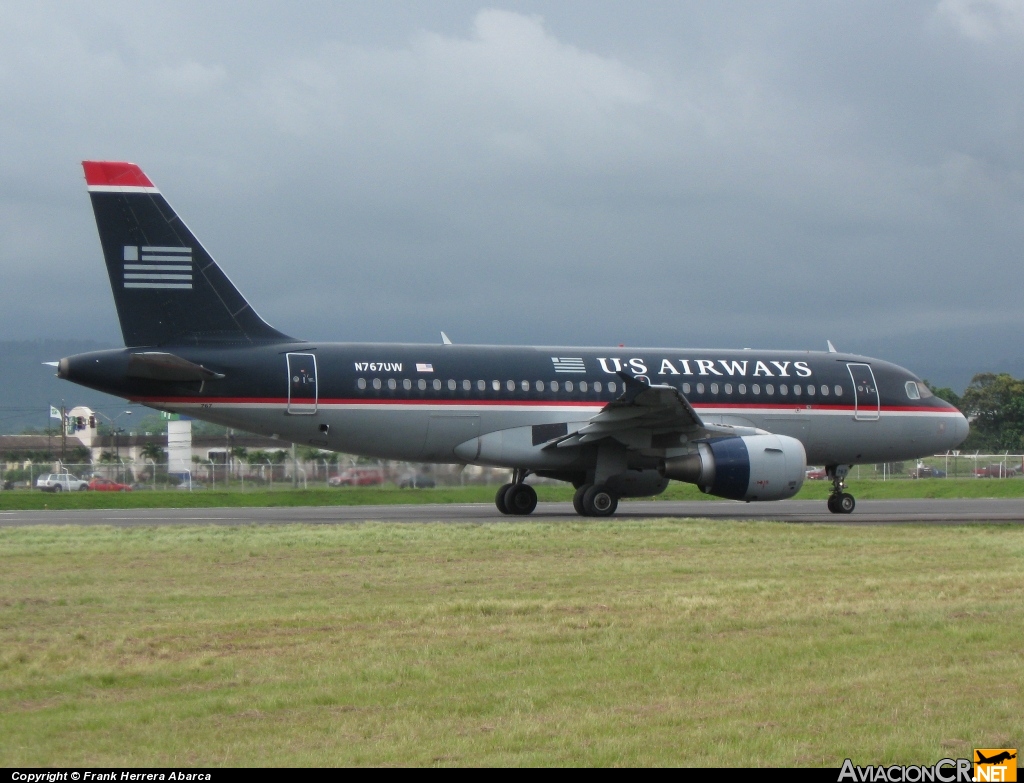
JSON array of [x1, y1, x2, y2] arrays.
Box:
[[826, 340, 837, 353], [441, 331, 452, 345], [616, 371, 649, 403]]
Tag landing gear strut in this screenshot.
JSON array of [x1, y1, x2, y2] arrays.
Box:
[[495, 469, 538, 516], [826, 465, 855, 514]]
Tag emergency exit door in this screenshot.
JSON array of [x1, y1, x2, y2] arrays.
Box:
[[286, 353, 318, 414]]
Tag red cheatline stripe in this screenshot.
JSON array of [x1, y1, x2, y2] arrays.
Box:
[[82, 161, 154, 188], [126, 395, 959, 414]]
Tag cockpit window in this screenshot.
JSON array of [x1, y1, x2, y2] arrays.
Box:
[[905, 381, 920, 400], [918, 382, 933, 398]]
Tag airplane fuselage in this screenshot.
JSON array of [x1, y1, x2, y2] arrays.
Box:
[[61, 342, 968, 468]]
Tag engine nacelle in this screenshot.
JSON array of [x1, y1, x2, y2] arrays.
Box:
[[660, 434, 806, 501]]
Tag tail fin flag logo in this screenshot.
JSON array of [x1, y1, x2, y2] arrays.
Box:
[[975, 749, 1017, 782], [122, 245, 193, 290]]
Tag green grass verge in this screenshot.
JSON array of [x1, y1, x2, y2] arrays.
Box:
[[1, 520, 1021, 765], [2, 478, 1024, 511]]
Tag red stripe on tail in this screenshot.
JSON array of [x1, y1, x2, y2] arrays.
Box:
[[82, 161, 154, 188]]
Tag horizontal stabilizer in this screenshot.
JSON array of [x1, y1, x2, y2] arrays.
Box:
[[126, 352, 225, 382]]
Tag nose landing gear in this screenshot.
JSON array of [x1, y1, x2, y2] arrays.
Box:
[[826, 464, 855, 514]]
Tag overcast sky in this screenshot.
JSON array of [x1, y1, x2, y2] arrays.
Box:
[[2, 1, 1022, 389]]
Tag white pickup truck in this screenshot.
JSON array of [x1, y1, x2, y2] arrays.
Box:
[[36, 473, 90, 492]]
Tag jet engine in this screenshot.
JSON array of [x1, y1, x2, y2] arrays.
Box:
[[660, 434, 806, 501]]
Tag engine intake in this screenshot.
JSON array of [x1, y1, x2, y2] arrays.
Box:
[[660, 434, 806, 501]]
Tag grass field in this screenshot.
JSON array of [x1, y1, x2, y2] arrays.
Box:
[[1, 520, 1021, 766], [3, 477, 1024, 511]]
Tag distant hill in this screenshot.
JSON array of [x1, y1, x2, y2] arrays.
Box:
[[0, 340, 124, 434]]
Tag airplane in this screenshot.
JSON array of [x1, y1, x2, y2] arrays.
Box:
[[55, 161, 969, 516], [976, 752, 1016, 765]]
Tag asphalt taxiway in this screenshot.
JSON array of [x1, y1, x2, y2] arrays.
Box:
[[1, 498, 1022, 527]]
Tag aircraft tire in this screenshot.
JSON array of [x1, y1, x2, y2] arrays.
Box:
[[827, 495, 839, 514], [838, 493, 856, 514], [583, 484, 618, 517], [495, 483, 513, 515], [505, 483, 538, 515], [573, 484, 590, 516]]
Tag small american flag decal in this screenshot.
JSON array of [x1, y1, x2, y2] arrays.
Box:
[[551, 357, 585, 373], [123, 245, 193, 290], [416, 363, 434, 373]]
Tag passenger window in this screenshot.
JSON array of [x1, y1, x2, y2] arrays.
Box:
[[506, 380, 515, 391], [580, 381, 588, 392], [780, 384, 788, 395], [806, 385, 815, 396], [477, 380, 486, 391], [820, 385, 829, 396], [357, 378, 366, 390], [551, 380, 559, 392], [696, 383, 705, 394], [536, 380, 544, 392], [387, 378, 397, 390], [710, 383, 719, 394], [793, 384, 801, 395], [521, 380, 530, 391], [682, 383, 691, 394], [492, 380, 501, 391], [372, 378, 381, 390], [403, 379, 412, 391], [565, 381, 574, 392], [766, 384, 774, 395], [905, 381, 920, 400], [433, 379, 442, 391], [448, 379, 456, 391], [752, 384, 761, 395], [738, 384, 746, 394], [608, 381, 616, 393], [418, 379, 427, 391], [594, 381, 602, 392], [834, 385, 842, 396], [724, 383, 732, 394], [463, 380, 471, 391]]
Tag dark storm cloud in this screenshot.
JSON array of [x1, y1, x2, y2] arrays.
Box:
[[1, 1, 1022, 390]]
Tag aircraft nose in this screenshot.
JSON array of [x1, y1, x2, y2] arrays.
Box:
[[955, 412, 970, 445]]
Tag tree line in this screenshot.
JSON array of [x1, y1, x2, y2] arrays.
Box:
[[928, 373, 1024, 452]]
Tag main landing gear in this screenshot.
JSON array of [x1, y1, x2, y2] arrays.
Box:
[[572, 483, 619, 517], [826, 464, 855, 514], [495, 469, 538, 516]]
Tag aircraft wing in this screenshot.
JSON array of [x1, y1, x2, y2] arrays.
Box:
[[547, 372, 761, 451]]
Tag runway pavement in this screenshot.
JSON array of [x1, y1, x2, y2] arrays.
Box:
[[1, 498, 1023, 526]]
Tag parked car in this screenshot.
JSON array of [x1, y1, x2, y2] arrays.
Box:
[[910, 466, 946, 478], [88, 477, 132, 492], [399, 473, 436, 489], [975, 465, 1020, 478], [36, 473, 89, 492], [329, 467, 385, 487], [805, 467, 828, 480]]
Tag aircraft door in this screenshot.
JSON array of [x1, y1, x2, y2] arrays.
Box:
[[847, 363, 879, 421], [287, 353, 318, 414]]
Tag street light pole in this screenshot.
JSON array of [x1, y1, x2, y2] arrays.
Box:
[[96, 410, 132, 483]]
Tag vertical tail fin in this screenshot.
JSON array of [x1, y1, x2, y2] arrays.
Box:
[[83, 161, 291, 347]]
